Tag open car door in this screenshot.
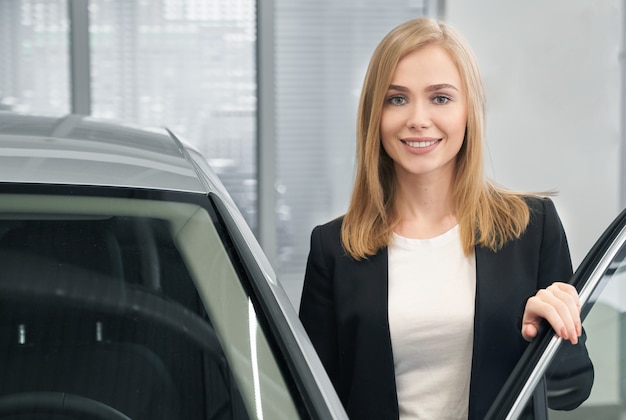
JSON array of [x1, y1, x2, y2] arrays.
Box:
[[486, 206, 626, 419]]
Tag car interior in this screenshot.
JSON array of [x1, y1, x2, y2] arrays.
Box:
[[0, 213, 248, 419]]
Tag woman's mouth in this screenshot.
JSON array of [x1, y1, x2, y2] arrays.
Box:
[[401, 139, 440, 148]]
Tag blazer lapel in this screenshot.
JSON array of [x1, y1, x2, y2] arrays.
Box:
[[340, 247, 400, 419], [468, 244, 531, 419], [468, 245, 492, 419]]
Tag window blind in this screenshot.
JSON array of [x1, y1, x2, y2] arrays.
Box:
[[274, 0, 428, 305]]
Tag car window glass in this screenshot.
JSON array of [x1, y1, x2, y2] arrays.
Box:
[[523, 233, 626, 419], [0, 193, 300, 420]]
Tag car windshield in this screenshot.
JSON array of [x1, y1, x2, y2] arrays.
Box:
[[0, 190, 300, 419]]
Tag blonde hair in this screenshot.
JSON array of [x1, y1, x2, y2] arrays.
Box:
[[342, 17, 530, 260]]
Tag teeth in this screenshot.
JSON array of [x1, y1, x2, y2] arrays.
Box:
[[404, 140, 437, 148]]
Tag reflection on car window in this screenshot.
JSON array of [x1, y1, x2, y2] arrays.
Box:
[[544, 238, 626, 419], [0, 193, 299, 420]]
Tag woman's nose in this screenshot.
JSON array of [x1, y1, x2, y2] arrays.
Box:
[[406, 103, 431, 129]]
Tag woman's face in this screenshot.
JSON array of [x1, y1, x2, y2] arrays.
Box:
[[380, 44, 468, 183]]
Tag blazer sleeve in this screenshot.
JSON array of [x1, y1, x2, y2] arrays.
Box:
[[535, 197, 573, 288], [535, 197, 594, 410], [299, 224, 340, 388]]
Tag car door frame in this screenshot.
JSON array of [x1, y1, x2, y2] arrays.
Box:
[[208, 192, 349, 420], [485, 206, 626, 420]]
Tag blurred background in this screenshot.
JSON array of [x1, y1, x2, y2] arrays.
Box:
[[0, 0, 623, 309]]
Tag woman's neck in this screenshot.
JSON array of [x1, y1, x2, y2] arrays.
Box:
[[392, 170, 457, 239]]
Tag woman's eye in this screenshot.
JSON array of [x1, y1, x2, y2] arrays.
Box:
[[387, 95, 407, 106], [432, 95, 451, 105]]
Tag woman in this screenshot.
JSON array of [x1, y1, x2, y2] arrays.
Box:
[[299, 17, 592, 419]]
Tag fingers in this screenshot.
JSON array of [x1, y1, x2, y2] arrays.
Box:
[[521, 282, 582, 345], [521, 324, 538, 342]]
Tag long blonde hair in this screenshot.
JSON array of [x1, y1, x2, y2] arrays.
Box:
[[341, 17, 530, 260]]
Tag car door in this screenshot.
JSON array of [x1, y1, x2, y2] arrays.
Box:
[[486, 207, 626, 420]]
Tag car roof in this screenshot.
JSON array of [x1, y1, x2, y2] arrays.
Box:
[[0, 112, 216, 193]]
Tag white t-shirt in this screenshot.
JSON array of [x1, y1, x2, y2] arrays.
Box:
[[388, 225, 476, 419]]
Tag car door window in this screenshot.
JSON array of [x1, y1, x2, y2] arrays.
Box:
[[486, 209, 626, 420], [545, 239, 626, 419]]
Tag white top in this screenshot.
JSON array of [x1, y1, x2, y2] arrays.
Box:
[[388, 225, 476, 420]]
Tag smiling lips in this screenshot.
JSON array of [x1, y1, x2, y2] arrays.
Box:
[[401, 138, 440, 148]]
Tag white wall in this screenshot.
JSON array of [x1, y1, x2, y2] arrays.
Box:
[[446, 1, 623, 267]]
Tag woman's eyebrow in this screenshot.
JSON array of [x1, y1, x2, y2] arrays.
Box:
[[426, 83, 459, 92], [387, 83, 459, 92], [387, 84, 410, 92]]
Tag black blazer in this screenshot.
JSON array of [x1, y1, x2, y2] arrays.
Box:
[[299, 197, 592, 419]]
